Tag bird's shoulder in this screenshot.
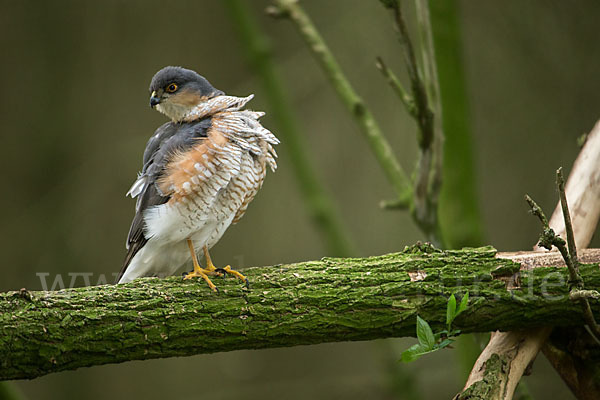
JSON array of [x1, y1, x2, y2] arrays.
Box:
[[143, 118, 212, 175]]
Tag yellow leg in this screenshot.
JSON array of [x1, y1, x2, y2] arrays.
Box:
[[203, 245, 249, 287], [202, 245, 217, 272], [182, 239, 218, 292]]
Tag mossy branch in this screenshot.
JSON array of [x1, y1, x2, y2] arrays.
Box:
[[2, 246, 600, 381]]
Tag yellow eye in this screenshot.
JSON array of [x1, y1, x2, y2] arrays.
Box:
[[166, 83, 178, 93]]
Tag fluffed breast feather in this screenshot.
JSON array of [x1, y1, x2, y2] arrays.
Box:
[[157, 111, 278, 203], [141, 108, 278, 241]]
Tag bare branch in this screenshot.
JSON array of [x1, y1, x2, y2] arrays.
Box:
[[375, 56, 416, 117], [557, 167, 579, 267], [269, 0, 412, 204]]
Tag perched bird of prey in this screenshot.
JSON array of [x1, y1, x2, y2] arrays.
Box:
[[117, 66, 279, 290]]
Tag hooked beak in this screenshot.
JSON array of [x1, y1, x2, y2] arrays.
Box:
[[150, 91, 161, 108]]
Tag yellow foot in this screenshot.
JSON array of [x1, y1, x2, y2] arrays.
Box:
[[183, 268, 218, 292], [215, 265, 250, 287], [184, 239, 221, 292], [203, 245, 249, 288]]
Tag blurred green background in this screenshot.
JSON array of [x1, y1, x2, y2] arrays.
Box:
[[1, 0, 599, 399]]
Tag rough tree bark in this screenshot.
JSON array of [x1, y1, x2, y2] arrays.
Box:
[[1, 246, 600, 381]]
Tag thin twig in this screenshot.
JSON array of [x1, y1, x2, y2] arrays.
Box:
[[378, 0, 443, 245], [270, 0, 412, 206], [414, 0, 444, 222], [375, 56, 416, 117], [524, 194, 549, 226], [556, 168, 600, 340], [271, 0, 446, 245], [554, 169, 581, 288], [380, 197, 411, 210], [556, 168, 579, 268], [525, 191, 600, 341], [525, 195, 576, 284], [390, 1, 433, 151], [223, 0, 355, 256]]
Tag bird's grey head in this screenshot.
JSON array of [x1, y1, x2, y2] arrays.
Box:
[[149, 66, 223, 122]]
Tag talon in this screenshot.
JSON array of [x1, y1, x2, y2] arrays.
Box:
[[184, 239, 219, 292], [182, 270, 218, 292], [202, 246, 249, 286], [221, 265, 249, 285], [214, 268, 227, 276]]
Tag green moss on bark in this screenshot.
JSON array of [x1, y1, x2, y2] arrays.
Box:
[[1, 246, 599, 380], [456, 354, 507, 399]]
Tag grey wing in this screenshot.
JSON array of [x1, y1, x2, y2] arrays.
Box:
[[126, 122, 177, 199], [118, 118, 212, 282], [119, 182, 167, 281]]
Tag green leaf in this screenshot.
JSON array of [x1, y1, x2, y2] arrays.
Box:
[[400, 343, 440, 363], [446, 293, 457, 326], [401, 343, 427, 363], [448, 329, 462, 337], [416, 316, 435, 350], [457, 292, 469, 316], [437, 339, 455, 350]]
